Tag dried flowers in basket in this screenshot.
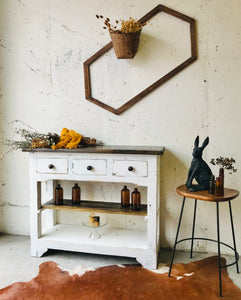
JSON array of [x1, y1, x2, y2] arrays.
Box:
[[96, 15, 147, 58]]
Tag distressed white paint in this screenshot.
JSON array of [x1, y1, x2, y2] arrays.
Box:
[[0, 0, 241, 256], [28, 151, 161, 269], [72, 159, 107, 176]]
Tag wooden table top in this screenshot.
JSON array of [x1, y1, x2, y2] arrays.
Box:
[[176, 184, 239, 202], [22, 145, 165, 155]]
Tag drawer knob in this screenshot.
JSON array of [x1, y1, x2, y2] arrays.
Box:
[[87, 165, 93, 171], [128, 166, 134, 172], [48, 164, 55, 169]]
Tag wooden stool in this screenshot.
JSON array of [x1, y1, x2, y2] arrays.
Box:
[[168, 184, 239, 297]]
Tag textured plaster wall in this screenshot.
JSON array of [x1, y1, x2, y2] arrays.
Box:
[[0, 0, 241, 254]]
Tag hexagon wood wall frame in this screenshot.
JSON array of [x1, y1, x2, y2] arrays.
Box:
[[83, 4, 197, 115]]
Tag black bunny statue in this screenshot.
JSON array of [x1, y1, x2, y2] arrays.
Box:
[[186, 136, 212, 192]]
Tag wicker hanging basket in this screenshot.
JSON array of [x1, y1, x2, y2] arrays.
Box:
[[110, 30, 141, 59]]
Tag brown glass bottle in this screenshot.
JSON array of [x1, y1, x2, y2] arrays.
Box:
[[208, 175, 215, 194], [121, 185, 130, 208], [72, 183, 81, 205], [215, 177, 223, 196], [55, 184, 63, 205], [219, 167, 224, 195], [131, 188, 141, 210]]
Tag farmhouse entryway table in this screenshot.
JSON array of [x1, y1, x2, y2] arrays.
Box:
[[23, 146, 165, 269]]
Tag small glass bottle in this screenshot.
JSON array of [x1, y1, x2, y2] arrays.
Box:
[[208, 175, 215, 194], [55, 184, 63, 205], [215, 177, 222, 196], [219, 167, 224, 195], [121, 185, 130, 208], [131, 188, 141, 210], [72, 183, 81, 205]]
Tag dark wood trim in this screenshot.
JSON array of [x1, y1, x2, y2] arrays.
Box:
[[84, 61, 91, 99], [190, 20, 197, 59], [85, 42, 113, 65], [22, 145, 165, 155], [83, 4, 198, 115], [84, 42, 113, 100], [116, 57, 195, 115], [159, 5, 195, 23], [138, 4, 162, 24], [87, 96, 118, 115]]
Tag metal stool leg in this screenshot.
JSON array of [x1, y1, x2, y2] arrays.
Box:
[[168, 197, 186, 277], [216, 202, 222, 297], [190, 199, 197, 258], [228, 200, 239, 273]]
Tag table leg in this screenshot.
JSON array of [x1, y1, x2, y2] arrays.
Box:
[[190, 199, 197, 258], [168, 197, 186, 277], [228, 200, 239, 273], [216, 202, 222, 297]]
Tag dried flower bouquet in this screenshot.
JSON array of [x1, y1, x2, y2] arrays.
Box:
[[96, 15, 146, 33]]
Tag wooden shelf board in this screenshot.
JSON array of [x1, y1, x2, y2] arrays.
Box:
[[42, 200, 147, 216]]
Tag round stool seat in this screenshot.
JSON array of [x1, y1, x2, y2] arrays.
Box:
[[176, 184, 239, 202]]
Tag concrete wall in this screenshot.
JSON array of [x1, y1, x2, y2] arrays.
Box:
[[1, 0, 241, 253]]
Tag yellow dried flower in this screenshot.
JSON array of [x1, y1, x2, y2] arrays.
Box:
[[96, 15, 146, 33]]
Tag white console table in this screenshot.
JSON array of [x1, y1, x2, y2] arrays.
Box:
[[24, 146, 165, 269]]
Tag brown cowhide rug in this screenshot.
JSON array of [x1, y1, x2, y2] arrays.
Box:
[[0, 256, 240, 299]]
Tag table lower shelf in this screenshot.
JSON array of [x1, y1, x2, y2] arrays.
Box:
[[40, 224, 147, 253], [42, 200, 147, 216]]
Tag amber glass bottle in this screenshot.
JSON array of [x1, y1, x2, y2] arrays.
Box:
[[219, 167, 224, 195], [208, 175, 215, 194], [215, 177, 222, 196], [55, 184, 63, 205], [121, 185, 130, 208], [131, 188, 141, 210], [72, 183, 81, 205]]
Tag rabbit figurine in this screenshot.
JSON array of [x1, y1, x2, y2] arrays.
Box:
[[186, 136, 212, 192]]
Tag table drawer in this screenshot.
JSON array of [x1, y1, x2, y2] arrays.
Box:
[[36, 158, 68, 174], [72, 159, 107, 176], [113, 160, 148, 177]]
